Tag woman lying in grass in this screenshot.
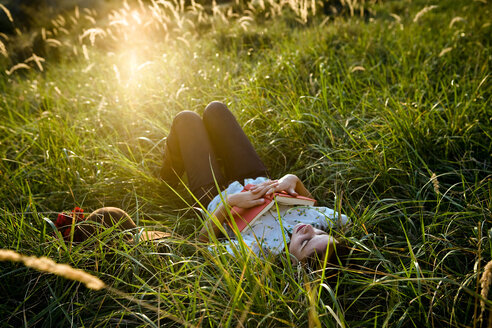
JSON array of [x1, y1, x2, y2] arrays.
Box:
[[55, 102, 349, 263], [159, 101, 350, 263]]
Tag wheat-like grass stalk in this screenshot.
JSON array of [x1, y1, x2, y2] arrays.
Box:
[[0, 249, 105, 290], [413, 5, 438, 23], [479, 260, 492, 325], [449, 16, 464, 28], [431, 172, 440, 195], [0, 40, 7, 57], [0, 3, 13, 23], [24, 53, 45, 72], [5, 63, 30, 75], [439, 47, 453, 57]]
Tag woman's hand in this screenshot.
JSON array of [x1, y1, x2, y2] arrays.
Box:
[[249, 179, 279, 195], [274, 174, 300, 196], [248, 174, 312, 198], [228, 181, 276, 209]]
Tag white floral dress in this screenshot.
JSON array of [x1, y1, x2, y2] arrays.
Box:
[[207, 177, 350, 258]]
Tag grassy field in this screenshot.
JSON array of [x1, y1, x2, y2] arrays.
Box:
[[0, 0, 491, 326]]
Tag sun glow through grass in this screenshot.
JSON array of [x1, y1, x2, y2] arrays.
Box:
[[0, 0, 491, 327]]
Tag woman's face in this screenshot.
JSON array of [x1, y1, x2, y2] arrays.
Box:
[[288, 223, 337, 262]]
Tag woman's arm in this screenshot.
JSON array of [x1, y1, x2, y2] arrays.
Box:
[[197, 182, 276, 242], [197, 201, 229, 242]]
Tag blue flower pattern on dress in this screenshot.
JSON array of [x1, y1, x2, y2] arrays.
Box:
[[207, 177, 350, 258]]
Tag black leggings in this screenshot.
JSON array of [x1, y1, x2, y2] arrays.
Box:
[[161, 101, 268, 206]]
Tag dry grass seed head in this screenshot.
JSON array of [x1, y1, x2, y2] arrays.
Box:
[[413, 5, 438, 23], [431, 172, 440, 195], [479, 260, 492, 324], [0, 249, 105, 290]]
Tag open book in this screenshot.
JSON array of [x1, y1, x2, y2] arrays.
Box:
[[229, 184, 316, 232]]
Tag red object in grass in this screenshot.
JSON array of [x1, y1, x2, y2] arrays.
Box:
[[54, 207, 85, 240]]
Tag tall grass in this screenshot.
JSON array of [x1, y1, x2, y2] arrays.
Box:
[[0, 0, 491, 326]]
